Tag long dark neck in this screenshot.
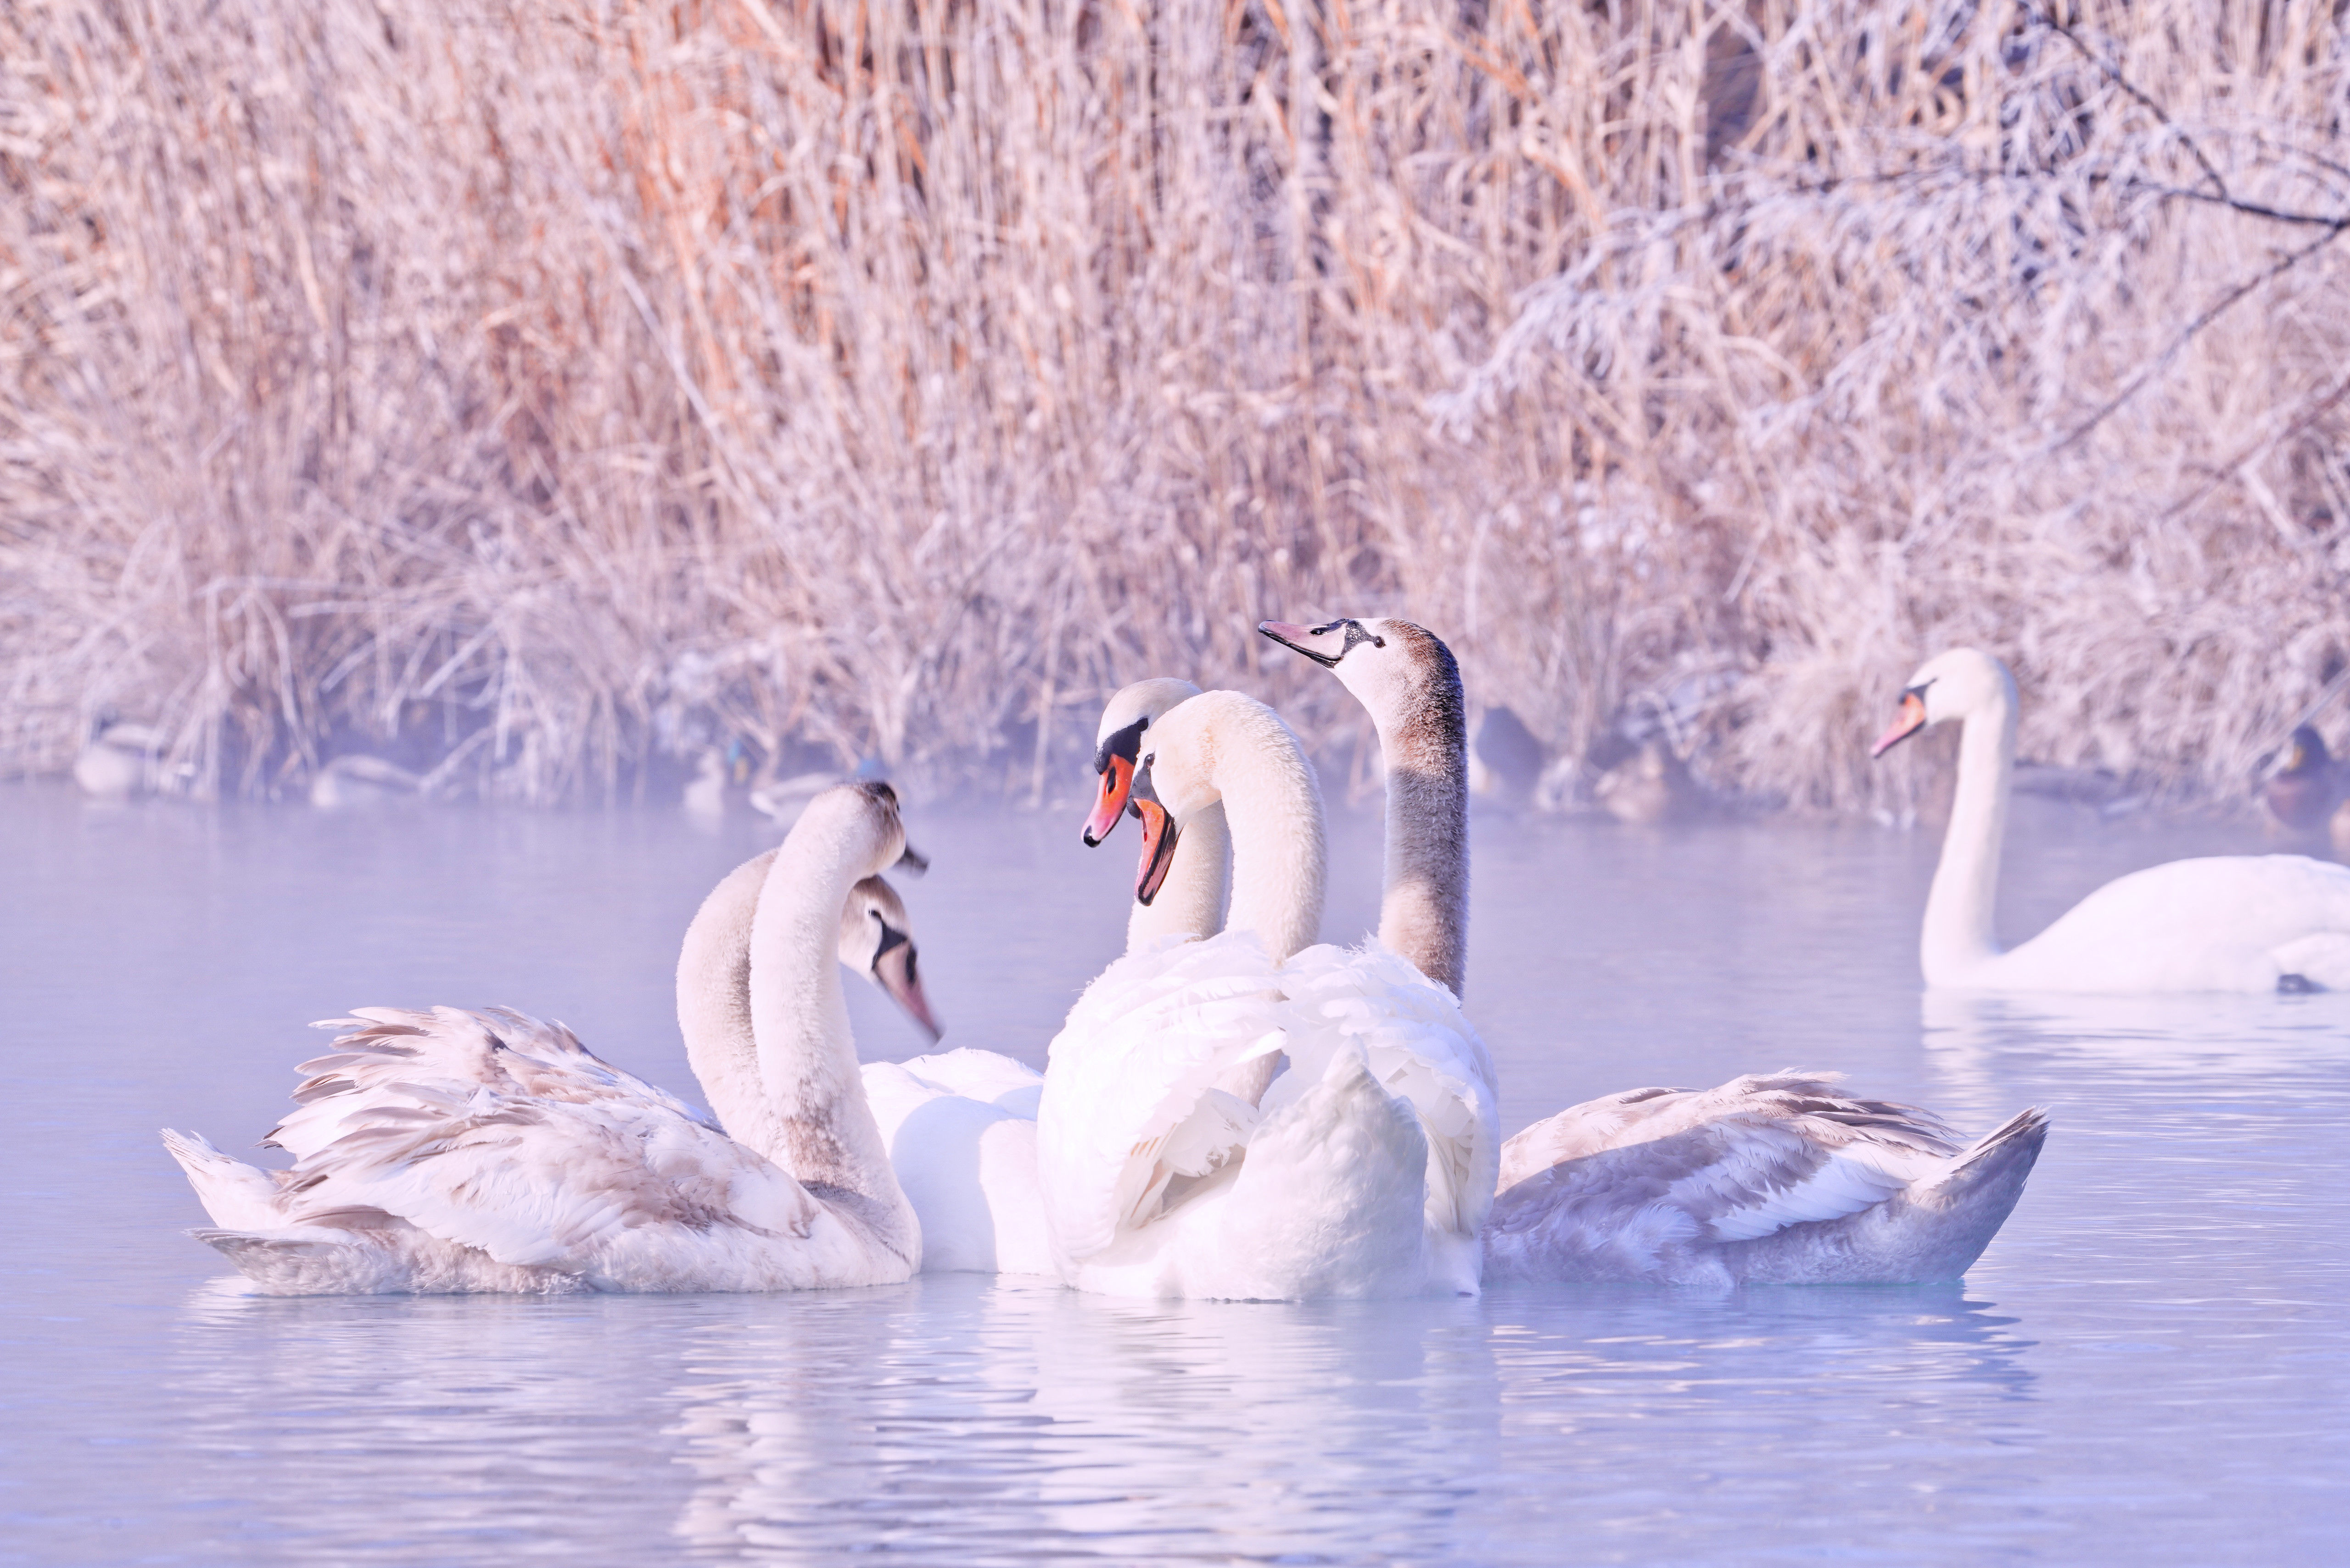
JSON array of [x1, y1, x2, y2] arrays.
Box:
[[1376, 645, 1469, 997]]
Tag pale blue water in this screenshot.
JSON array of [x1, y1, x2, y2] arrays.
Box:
[[2, 781, 2345, 1565]]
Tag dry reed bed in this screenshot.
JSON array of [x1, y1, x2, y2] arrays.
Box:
[[2, 0, 2346, 810]]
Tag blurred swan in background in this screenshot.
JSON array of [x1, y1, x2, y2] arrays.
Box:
[[1876, 647, 2350, 992], [1041, 684, 1494, 1299], [855, 679, 1228, 1277], [163, 782, 933, 1294], [1269, 615, 2042, 1287]]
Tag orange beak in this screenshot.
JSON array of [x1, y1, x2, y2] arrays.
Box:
[[1871, 690, 1929, 758], [1134, 798, 1181, 906], [1083, 752, 1137, 846]]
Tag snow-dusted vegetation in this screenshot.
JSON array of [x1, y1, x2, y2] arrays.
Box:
[[5, 0, 2346, 809]]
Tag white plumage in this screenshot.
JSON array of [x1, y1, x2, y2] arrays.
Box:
[[861, 1048, 1053, 1276], [1877, 647, 2350, 992], [1038, 690, 1500, 1299], [163, 783, 931, 1294]]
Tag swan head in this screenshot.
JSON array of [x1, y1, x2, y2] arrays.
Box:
[[839, 873, 942, 1042], [1872, 648, 2017, 757], [1256, 616, 1462, 742], [1083, 678, 1203, 847]]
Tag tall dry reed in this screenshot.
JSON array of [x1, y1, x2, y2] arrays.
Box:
[[4, 0, 2347, 810]]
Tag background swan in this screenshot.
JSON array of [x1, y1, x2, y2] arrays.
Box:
[[1875, 647, 2350, 992], [164, 782, 933, 1294], [1265, 614, 2044, 1286], [1040, 687, 1494, 1299]]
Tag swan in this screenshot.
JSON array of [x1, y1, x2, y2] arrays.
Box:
[[1874, 647, 2350, 992], [162, 781, 934, 1294], [849, 679, 1233, 1276], [1039, 686, 1495, 1299], [1261, 616, 2046, 1285]]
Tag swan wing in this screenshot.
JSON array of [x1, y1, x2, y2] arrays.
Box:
[[1037, 931, 1288, 1260], [263, 1008, 824, 1274], [1493, 1073, 1964, 1245], [1275, 942, 1502, 1241]]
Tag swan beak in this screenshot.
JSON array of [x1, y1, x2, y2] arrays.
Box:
[[1871, 689, 1929, 758], [872, 924, 942, 1042], [1257, 620, 1339, 669], [1084, 753, 1136, 847], [895, 843, 929, 878], [1134, 797, 1181, 906]]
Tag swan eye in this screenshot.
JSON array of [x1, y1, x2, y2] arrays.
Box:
[[1340, 620, 1384, 654]]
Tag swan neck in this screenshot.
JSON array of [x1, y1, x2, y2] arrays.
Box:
[[1191, 699, 1326, 962], [1127, 799, 1230, 949], [747, 821, 916, 1248], [1922, 691, 2014, 983], [1372, 687, 1469, 997], [676, 849, 778, 1148]]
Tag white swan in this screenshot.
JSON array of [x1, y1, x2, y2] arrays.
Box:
[[163, 782, 933, 1294], [1874, 647, 2350, 992], [849, 679, 1233, 1276], [1039, 687, 1495, 1299], [1261, 616, 2046, 1286]]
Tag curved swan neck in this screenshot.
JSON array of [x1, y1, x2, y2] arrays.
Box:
[[676, 848, 779, 1147], [1370, 656, 1469, 997], [747, 805, 916, 1248], [1157, 693, 1326, 962], [1923, 683, 2016, 983], [1126, 799, 1230, 950]]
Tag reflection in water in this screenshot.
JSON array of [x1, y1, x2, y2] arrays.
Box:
[[658, 1278, 2044, 1567]]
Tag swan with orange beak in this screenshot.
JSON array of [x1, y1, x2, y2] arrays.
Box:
[[1082, 678, 1231, 952]]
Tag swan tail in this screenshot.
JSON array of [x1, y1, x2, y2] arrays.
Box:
[[162, 1129, 285, 1231], [1922, 1106, 2050, 1211], [190, 1219, 584, 1296], [1733, 1107, 2049, 1285]]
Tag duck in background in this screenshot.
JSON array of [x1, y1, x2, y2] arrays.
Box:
[[2261, 726, 2350, 853], [1593, 738, 1705, 827], [73, 719, 168, 800], [308, 754, 426, 811]]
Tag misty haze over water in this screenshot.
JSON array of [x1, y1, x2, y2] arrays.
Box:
[[4, 783, 2346, 1565]]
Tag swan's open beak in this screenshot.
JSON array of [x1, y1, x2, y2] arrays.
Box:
[[1871, 689, 1930, 758], [1134, 798, 1181, 906], [872, 924, 942, 1042], [1084, 714, 1149, 846], [1084, 752, 1136, 847], [1257, 620, 1338, 668], [895, 843, 929, 877]]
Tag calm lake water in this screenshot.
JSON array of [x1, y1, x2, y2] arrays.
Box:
[[3, 779, 2345, 1565]]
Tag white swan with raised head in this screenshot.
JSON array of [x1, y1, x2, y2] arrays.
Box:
[[852, 679, 1232, 1276], [164, 782, 934, 1294], [1041, 686, 1496, 1299], [1262, 616, 2046, 1286], [1874, 647, 2350, 992]]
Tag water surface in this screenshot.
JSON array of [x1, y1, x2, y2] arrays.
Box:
[[2, 782, 2344, 1564]]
